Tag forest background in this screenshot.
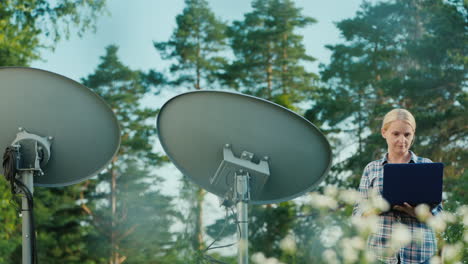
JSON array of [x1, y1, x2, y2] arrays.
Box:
[[0, 0, 466, 263]]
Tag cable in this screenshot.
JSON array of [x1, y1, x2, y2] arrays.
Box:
[[3, 147, 39, 264], [3, 146, 17, 194], [201, 206, 240, 264], [203, 209, 231, 252]]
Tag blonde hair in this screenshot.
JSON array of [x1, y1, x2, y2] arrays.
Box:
[[382, 108, 416, 132]]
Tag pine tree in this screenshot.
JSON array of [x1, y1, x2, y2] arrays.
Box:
[[80, 45, 174, 264], [0, 1, 107, 263], [225, 0, 317, 108], [154, 0, 228, 259], [0, 0, 106, 66], [308, 0, 466, 187], [306, 1, 467, 258], [204, 1, 320, 261], [154, 0, 227, 90]]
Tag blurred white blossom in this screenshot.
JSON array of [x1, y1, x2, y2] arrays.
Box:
[[412, 227, 425, 245], [251, 252, 284, 264], [351, 214, 379, 235], [439, 211, 456, 224], [338, 189, 361, 205], [341, 239, 359, 263], [339, 236, 366, 263], [320, 226, 342, 248], [442, 243, 463, 262], [322, 249, 339, 264], [309, 192, 338, 210], [390, 223, 411, 249], [364, 250, 376, 263], [430, 256, 442, 264], [427, 215, 447, 233], [251, 252, 266, 263], [349, 236, 366, 250], [369, 189, 390, 212], [456, 205, 468, 226], [415, 204, 431, 222], [279, 234, 297, 254], [324, 185, 339, 198]]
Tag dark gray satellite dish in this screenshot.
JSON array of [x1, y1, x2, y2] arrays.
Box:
[[157, 90, 331, 264], [0, 67, 120, 264]]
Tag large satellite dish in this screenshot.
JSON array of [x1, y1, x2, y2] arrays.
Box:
[[0, 67, 120, 186], [157, 90, 331, 263], [0, 67, 120, 264]]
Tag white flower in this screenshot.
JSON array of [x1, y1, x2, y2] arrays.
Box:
[[439, 211, 456, 224], [251, 252, 285, 264], [391, 223, 411, 249], [309, 192, 338, 210], [279, 234, 297, 254], [412, 227, 425, 245], [349, 236, 366, 250], [427, 215, 447, 232], [371, 195, 390, 212], [251, 252, 266, 263], [358, 200, 374, 215], [351, 214, 379, 235], [324, 186, 338, 198], [320, 226, 342, 248], [415, 204, 431, 222], [442, 243, 463, 262], [456, 205, 468, 217], [365, 251, 376, 262], [456, 205, 468, 226], [338, 189, 361, 205], [322, 249, 339, 264], [341, 239, 359, 263], [339, 237, 366, 263], [430, 256, 442, 264]]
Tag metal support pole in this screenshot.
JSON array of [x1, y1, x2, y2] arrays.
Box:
[[21, 171, 34, 264], [236, 171, 249, 264]]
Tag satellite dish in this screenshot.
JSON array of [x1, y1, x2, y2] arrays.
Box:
[[157, 90, 331, 263], [0, 67, 120, 186], [0, 67, 120, 264]]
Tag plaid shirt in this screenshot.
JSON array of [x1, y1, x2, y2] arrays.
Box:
[[353, 151, 443, 264]]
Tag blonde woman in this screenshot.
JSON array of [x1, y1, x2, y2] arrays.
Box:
[[353, 109, 442, 264]]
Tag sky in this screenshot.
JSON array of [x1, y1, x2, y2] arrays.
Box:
[[30, 0, 366, 189], [30, 0, 366, 254], [31, 0, 365, 83]]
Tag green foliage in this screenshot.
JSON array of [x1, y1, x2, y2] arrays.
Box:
[[154, 0, 229, 258], [33, 186, 98, 264], [0, 0, 107, 66], [80, 45, 173, 263], [308, 0, 467, 188], [0, 180, 21, 264], [1, 0, 466, 262], [249, 202, 297, 257], [224, 0, 318, 107], [0, 1, 107, 263], [154, 0, 227, 90]]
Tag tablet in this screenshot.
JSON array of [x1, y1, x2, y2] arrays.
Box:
[[383, 162, 443, 207]]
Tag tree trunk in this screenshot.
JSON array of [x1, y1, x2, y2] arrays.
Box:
[[110, 158, 123, 264], [281, 33, 288, 95], [193, 188, 205, 250]]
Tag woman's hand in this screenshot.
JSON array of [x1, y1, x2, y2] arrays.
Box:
[[393, 202, 416, 218]]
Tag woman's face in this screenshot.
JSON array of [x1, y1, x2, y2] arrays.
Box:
[[382, 120, 414, 155]]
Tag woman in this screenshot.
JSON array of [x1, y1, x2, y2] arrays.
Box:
[[353, 109, 442, 264]]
